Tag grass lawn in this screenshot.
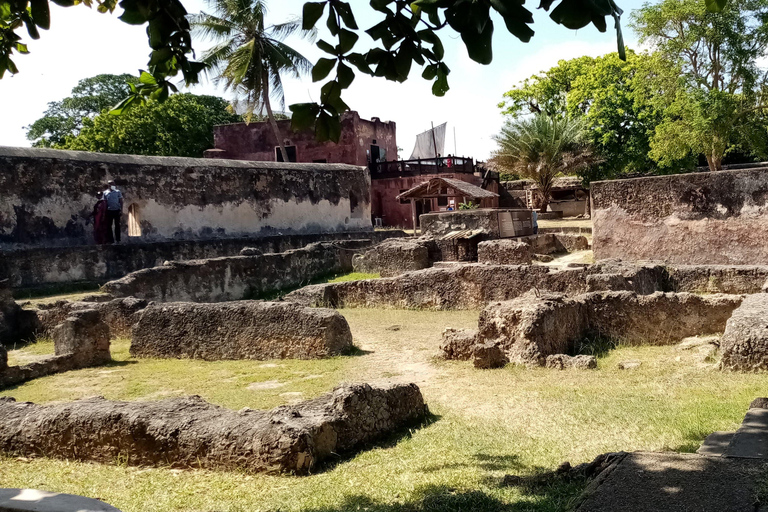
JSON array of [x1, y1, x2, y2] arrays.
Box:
[[2, 308, 768, 512]]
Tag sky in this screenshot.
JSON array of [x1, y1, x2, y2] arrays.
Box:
[[0, 0, 648, 160]]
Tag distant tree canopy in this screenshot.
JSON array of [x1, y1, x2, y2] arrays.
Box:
[[60, 93, 241, 157], [499, 0, 768, 179], [26, 74, 139, 148]]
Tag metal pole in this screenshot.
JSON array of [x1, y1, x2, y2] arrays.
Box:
[[431, 122, 439, 169]]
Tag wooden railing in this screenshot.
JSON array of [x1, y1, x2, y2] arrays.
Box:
[[369, 156, 475, 179]]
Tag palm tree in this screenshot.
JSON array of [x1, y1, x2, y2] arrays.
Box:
[[490, 115, 599, 213], [191, 0, 314, 162]]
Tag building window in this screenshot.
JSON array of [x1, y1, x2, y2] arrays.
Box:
[[127, 204, 142, 237], [275, 146, 297, 162], [438, 196, 448, 207]]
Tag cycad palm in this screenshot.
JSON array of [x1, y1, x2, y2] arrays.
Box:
[[191, 0, 313, 161], [491, 115, 598, 212]]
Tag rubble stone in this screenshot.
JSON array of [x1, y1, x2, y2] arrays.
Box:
[[545, 354, 597, 370], [720, 294, 768, 372], [472, 342, 507, 369], [352, 238, 431, 277], [439, 328, 478, 360], [51, 309, 111, 367], [477, 239, 533, 265], [0, 383, 429, 475], [130, 301, 353, 360]]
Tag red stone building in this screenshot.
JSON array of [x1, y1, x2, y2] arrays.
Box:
[[204, 111, 498, 228], [204, 111, 397, 165]]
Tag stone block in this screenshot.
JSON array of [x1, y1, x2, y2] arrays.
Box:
[[472, 342, 507, 369], [51, 309, 111, 367], [439, 328, 478, 360], [477, 239, 533, 265], [0, 383, 428, 475], [130, 301, 353, 360], [553, 234, 590, 252], [720, 294, 768, 371], [352, 238, 431, 277], [545, 354, 597, 370], [586, 273, 632, 292]]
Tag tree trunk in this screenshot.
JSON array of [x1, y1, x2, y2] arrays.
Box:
[[262, 71, 289, 163], [706, 152, 723, 172]]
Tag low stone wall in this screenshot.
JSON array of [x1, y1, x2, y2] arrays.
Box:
[[103, 241, 368, 303], [0, 383, 428, 474], [286, 264, 588, 310], [1, 309, 111, 388], [0, 285, 40, 347], [130, 301, 353, 360], [476, 291, 742, 366], [477, 240, 532, 265], [36, 297, 148, 337], [352, 238, 433, 277], [721, 294, 768, 371], [1, 231, 406, 289], [592, 168, 768, 264]]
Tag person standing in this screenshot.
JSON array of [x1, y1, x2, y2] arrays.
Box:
[[92, 191, 108, 244], [104, 180, 124, 244]]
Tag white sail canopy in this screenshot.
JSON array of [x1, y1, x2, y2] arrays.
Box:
[[409, 122, 447, 160]]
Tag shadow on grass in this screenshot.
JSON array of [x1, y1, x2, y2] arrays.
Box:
[[103, 359, 138, 368], [342, 346, 374, 357], [312, 413, 442, 474], [301, 481, 585, 512], [421, 453, 528, 474]]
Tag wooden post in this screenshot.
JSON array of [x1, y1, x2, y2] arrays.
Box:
[[410, 198, 418, 234]]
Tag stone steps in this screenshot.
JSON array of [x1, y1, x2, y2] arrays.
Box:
[[698, 402, 768, 459]]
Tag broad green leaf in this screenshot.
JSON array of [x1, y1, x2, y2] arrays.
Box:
[[461, 18, 494, 65], [312, 57, 337, 82], [337, 61, 355, 88], [316, 39, 336, 54], [337, 28, 359, 54], [302, 2, 325, 30], [705, 0, 727, 12], [335, 1, 358, 29], [139, 70, 157, 85], [289, 102, 321, 132], [30, 0, 50, 29]]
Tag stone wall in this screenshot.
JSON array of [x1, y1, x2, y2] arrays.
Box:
[[477, 291, 743, 366], [286, 264, 588, 310], [0, 383, 428, 474], [1, 231, 402, 289], [102, 241, 366, 302], [1, 309, 110, 388], [591, 168, 768, 264], [130, 301, 353, 360], [0, 147, 371, 249]]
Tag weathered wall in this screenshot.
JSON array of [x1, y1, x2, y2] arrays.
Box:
[[592, 168, 768, 264], [0, 146, 371, 249], [130, 301, 353, 360], [102, 241, 368, 302], [206, 111, 397, 167], [0, 231, 404, 288]]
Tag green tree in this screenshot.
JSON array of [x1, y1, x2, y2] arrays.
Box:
[[61, 93, 241, 157], [490, 115, 599, 213], [632, 0, 768, 170], [191, 0, 314, 161], [26, 74, 138, 147], [498, 51, 686, 181]]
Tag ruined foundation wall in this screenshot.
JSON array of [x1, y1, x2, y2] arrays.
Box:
[[130, 301, 353, 360], [103, 241, 366, 303], [1, 231, 403, 288], [0, 147, 371, 249], [286, 264, 588, 310], [591, 168, 768, 264], [0, 383, 428, 474]]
